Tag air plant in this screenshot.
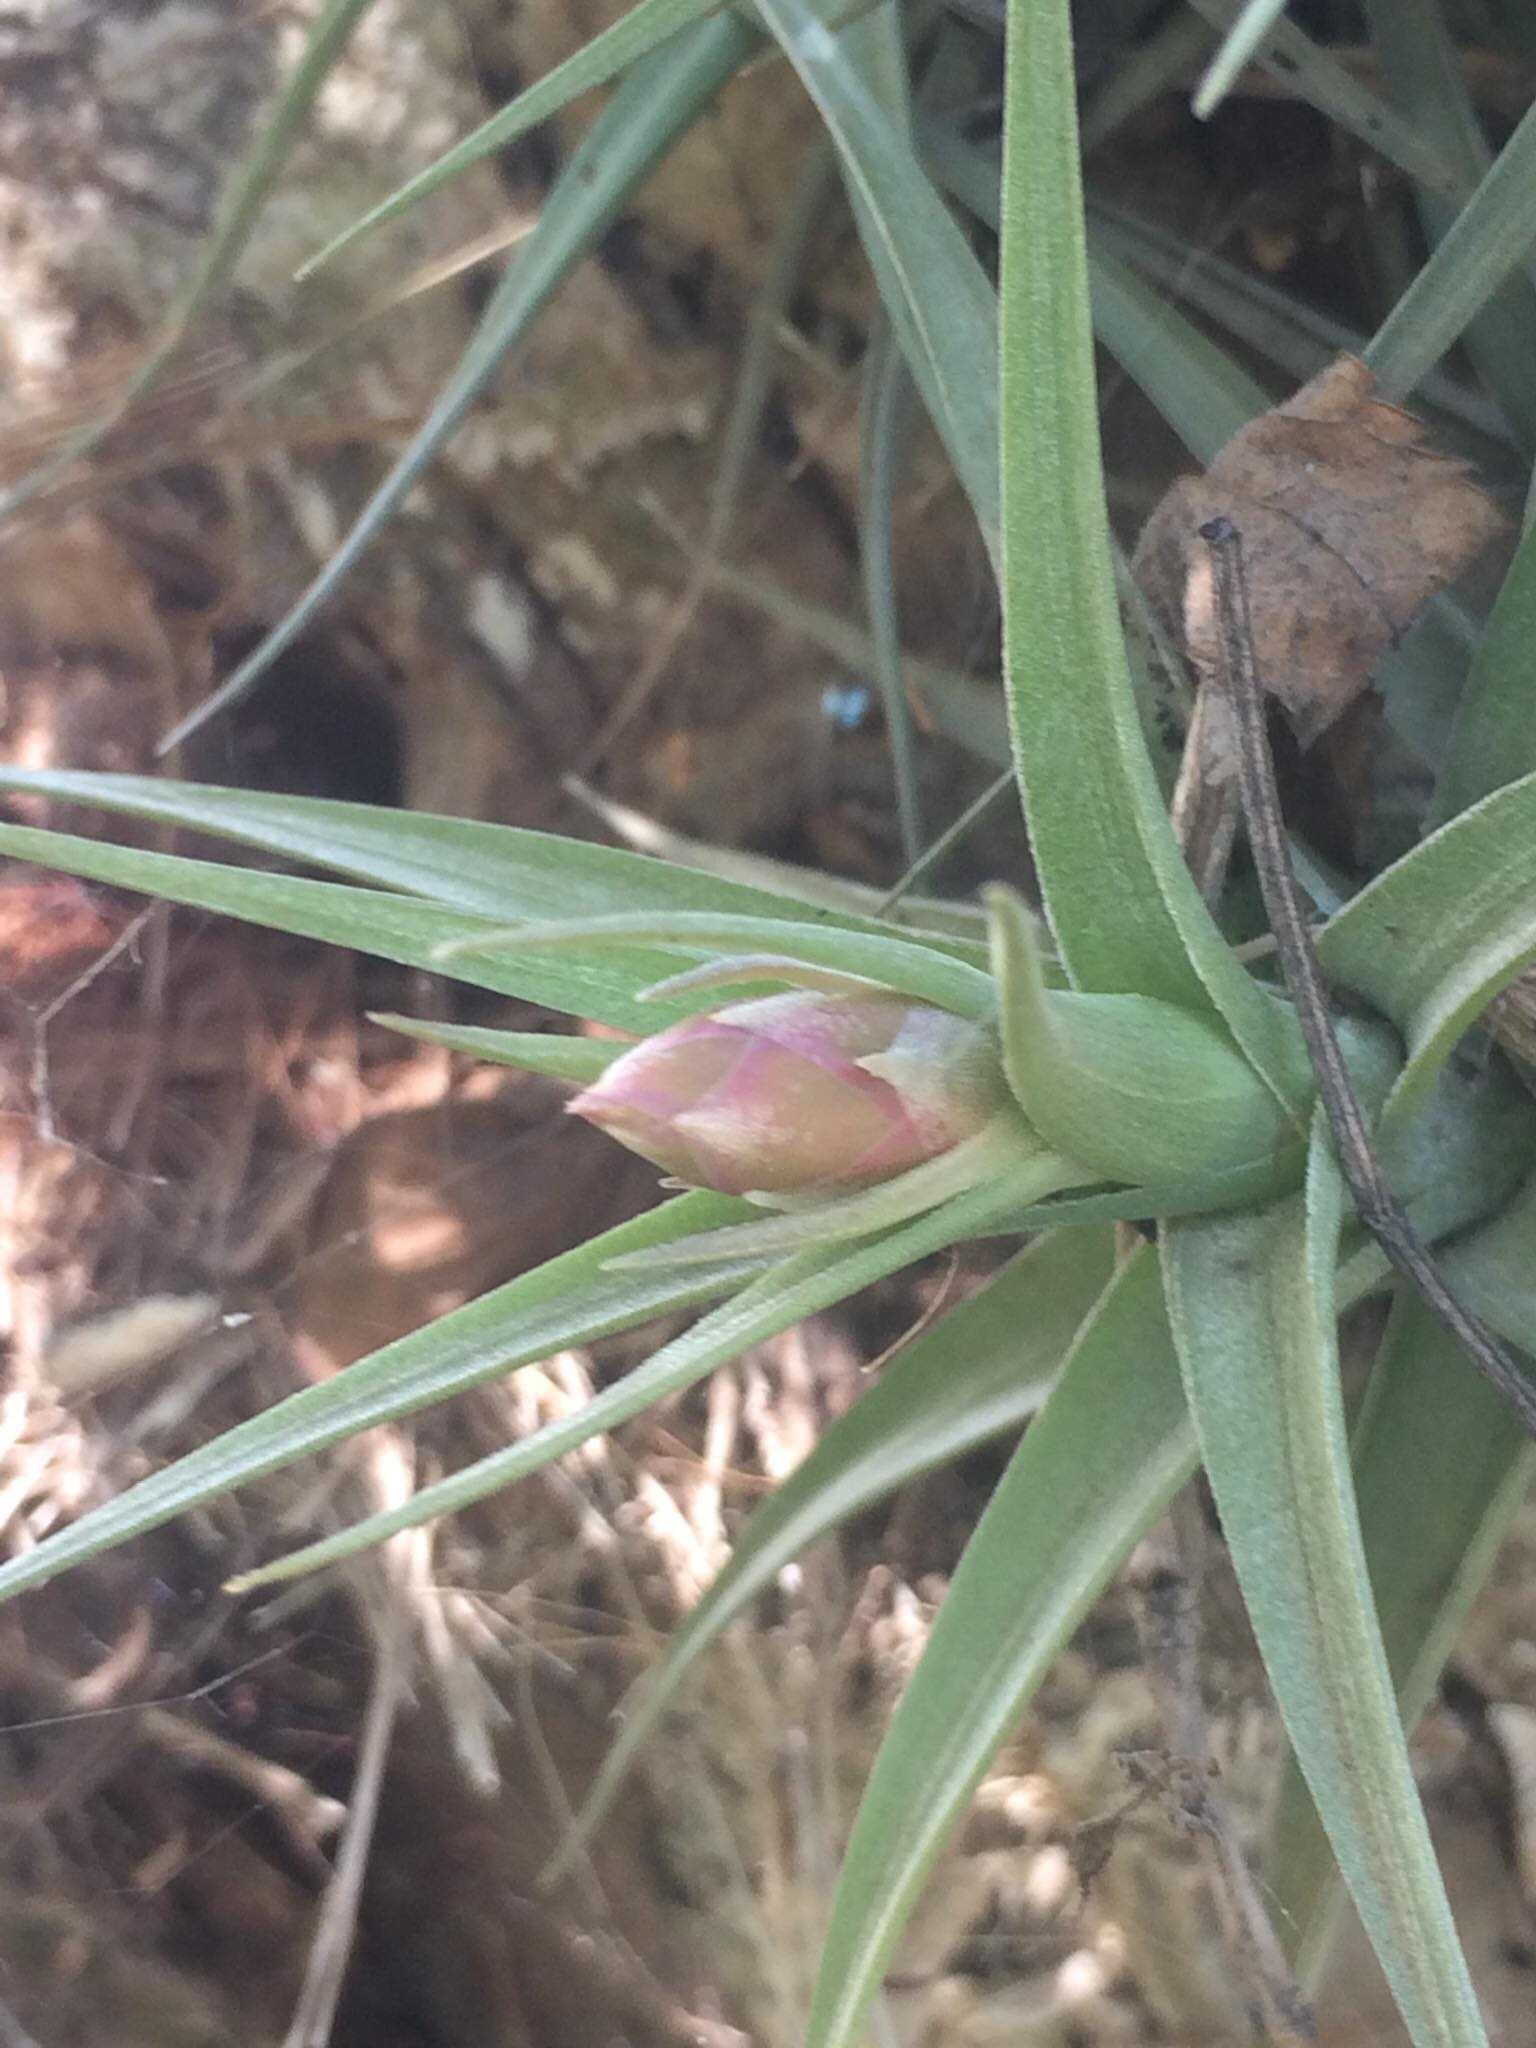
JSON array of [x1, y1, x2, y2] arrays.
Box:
[[4, 4, 1536, 2046]]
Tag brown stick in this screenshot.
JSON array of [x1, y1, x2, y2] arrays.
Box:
[[1200, 515, 1536, 1437]]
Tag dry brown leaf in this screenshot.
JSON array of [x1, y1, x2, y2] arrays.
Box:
[[1134, 354, 1505, 744]]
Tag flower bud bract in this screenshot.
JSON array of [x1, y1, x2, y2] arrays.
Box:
[[567, 991, 1007, 1197]]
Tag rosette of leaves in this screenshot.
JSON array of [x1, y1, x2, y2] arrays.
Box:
[[7, 3, 1536, 2044]]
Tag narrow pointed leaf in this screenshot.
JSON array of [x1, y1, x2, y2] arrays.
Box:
[[0, 820, 728, 1035], [0, 1193, 763, 1608], [752, 0, 1002, 552], [1430, 518, 1536, 824], [1267, 1289, 1532, 1978], [608, 1129, 1076, 1269], [1315, 769, 1536, 1125], [1192, 0, 1292, 120], [1162, 1120, 1489, 2048], [299, 0, 728, 277], [369, 1016, 619, 1085], [0, 769, 972, 954], [158, 12, 759, 752], [807, 1244, 1195, 2048], [476, 911, 996, 1016], [566, 1228, 1116, 1857], [1364, 2, 1536, 439], [1000, 0, 1311, 1116], [221, 1160, 1058, 1593]]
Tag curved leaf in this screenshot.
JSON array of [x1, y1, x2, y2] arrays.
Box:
[[607, 1125, 1074, 1270], [1266, 1288, 1532, 1980], [988, 886, 1303, 1189], [1315, 769, 1536, 1125], [1162, 1117, 1489, 2048], [218, 1157, 1061, 1593], [564, 1227, 1116, 1858], [806, 1244, 1195, 2048], [999, 0, 1311, 1117]]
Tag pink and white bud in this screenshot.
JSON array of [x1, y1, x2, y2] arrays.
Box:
[[568, 991, 1007, 1197]]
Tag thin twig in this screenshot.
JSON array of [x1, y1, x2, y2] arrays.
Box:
[[1200, 516, 1536, 1437], [24, 905, 156, 1145]]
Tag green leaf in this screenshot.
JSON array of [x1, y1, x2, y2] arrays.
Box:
[[566, 769, 991, 943], [1191, 0, 1292, 120], [807, 1244, 1195, 2048], [1266, 1289, 1533, 1980], [1089, 200, 1509, 449], [0, 768, 952, 946], [609, 1124, 1077, 1269], [752, 0, 1002, 554], [298, 0, 727, 278], [1364, 2, 1536, 439], [0, 0, 380, 524], [1315, 769, 1536, 1126], [987, 884, 1303, 1191], [0, 1192, 763, 1608], [1430, 517, 1536, 824], [1162, 1119, 1489, 2048], [563, 1227, 1116, 1858], [923, 124, 1270, 465], [369, 1015, 619, 1085], [1439, 1166, 1536, 1353], [999, 0, 1312, 1117], [1189, 0, 1464, 195], [469, 910, 999, 1015], [0, 819, 732, 1036], [1086, 242, 1263, 461], [157, 11, 760, 753], [217, 1160, 1059, 1593]]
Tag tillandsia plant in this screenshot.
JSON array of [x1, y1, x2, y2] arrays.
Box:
[[7, 2, 1536, 2044]]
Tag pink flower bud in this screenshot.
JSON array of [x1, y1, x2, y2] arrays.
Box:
[[568, 992, 1006, 1197]]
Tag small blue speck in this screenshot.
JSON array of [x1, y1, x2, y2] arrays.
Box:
[[821, 683, 872, 732]]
